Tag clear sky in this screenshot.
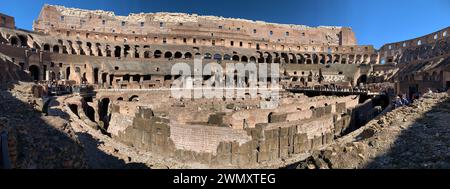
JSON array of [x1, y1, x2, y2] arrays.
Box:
[[1, 0, 449, 49]]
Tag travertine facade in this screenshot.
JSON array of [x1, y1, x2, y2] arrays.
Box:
[[0, 4, 378, 90]]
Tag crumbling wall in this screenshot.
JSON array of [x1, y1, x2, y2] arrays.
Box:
[[110, 98, 360, 167]]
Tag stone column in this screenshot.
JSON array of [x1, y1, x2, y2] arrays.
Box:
[[121, 45, 125, 58], [74, 45, 80, 55], [101, 46, 107, 57], [106, 74, 111, 88], [82, 44, 90, 56], [45, 70, 50, 81], [99, 72, 103, 85], [130, 47, 135, 59]]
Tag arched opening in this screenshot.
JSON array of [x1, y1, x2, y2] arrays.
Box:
[[300, 77, 305, 85], [432, 71, 438, 81], [123, 74, 130, 82], [43, 44, 50, 51], [99, 98, 110, 129], [53, 45, 59, 53], [355, 55, 362, 64], [268, 112, 274, 123], [349, 55, 355, 64], [319, 54, 326, 64], [96, 43, 102, 56], [213, 53, 222, 61], [312, 54, 319, 64], [105, 45, 112, 57], [154, 50, 162, 58], [28, 65, 40, 81], [133, 74, 141, 82], [204, 53, 212, 59], [281, 53, 289, 63], [66, 67, 71, 80], [232, 55, 240, 61], [174, 51, 182, 59], [86, 42, 93, 56], [287, 54, 294, 63], [93, 68, 99, 84], [123, 45, 130, 58], [341, 55, 347, 64], [326, 54, 333, 64], [77, 41, 85, 55], [249, 56, 256, 63], [144, 51, 151, 58], [257, 52, 264, 63], [184, 52, 192, 59], [114, 46, 121, 57], [9, 36, 18, 46], [117, 97, 124, 101], [241, 56, 248, 62], [18, 35, 27, 47], [102, 73, 108, 84], [304, 54, 311, 64], [134, 46, 140, 58], [334, 55, 340, 64], [85, 105, 96, 122], [297, 54, 305, 64], [357, 75, 367, 85], [129, 95, 139, 102], [109, 74, 114, 86], [273, 53, 280, 63], [223, 54, 231, 61], [363, 54, 369, 63], [32, 42, 41, 50], [264, 53, 273, 63], [164, 51, 173, 58]]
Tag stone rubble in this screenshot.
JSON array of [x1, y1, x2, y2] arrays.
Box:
[[0, 82, 87, 169], [295, 92, 450, 169]]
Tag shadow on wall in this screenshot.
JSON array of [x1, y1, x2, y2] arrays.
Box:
[[364, 95, 450, 169], [0, 84, 149, 169]]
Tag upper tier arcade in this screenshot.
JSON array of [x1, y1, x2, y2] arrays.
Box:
[[33, 4, 357, 46]]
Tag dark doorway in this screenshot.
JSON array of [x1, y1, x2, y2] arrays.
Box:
[[408, 84, 418, 99], [99, 98, 110, 129], [93, 68, 99, 84], [29, 65, 40, 81], [357, 75, 368, 85], [66, 67, 71, 80]]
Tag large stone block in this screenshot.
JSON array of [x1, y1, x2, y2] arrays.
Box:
[[293, 133, 309, 154], [268, 113, 287, 123]]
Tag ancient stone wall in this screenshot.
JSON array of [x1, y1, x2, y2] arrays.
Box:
[[33, 5, 356, 46], [104, 94, 362, 167]]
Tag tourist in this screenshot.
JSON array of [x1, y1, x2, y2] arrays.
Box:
[[401, 96, 410, 106]]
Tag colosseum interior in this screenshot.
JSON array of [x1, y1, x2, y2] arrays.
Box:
[[0, 4, 449, 169]]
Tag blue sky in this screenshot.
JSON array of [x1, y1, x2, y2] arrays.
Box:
[[1, 0, 449, 49]]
